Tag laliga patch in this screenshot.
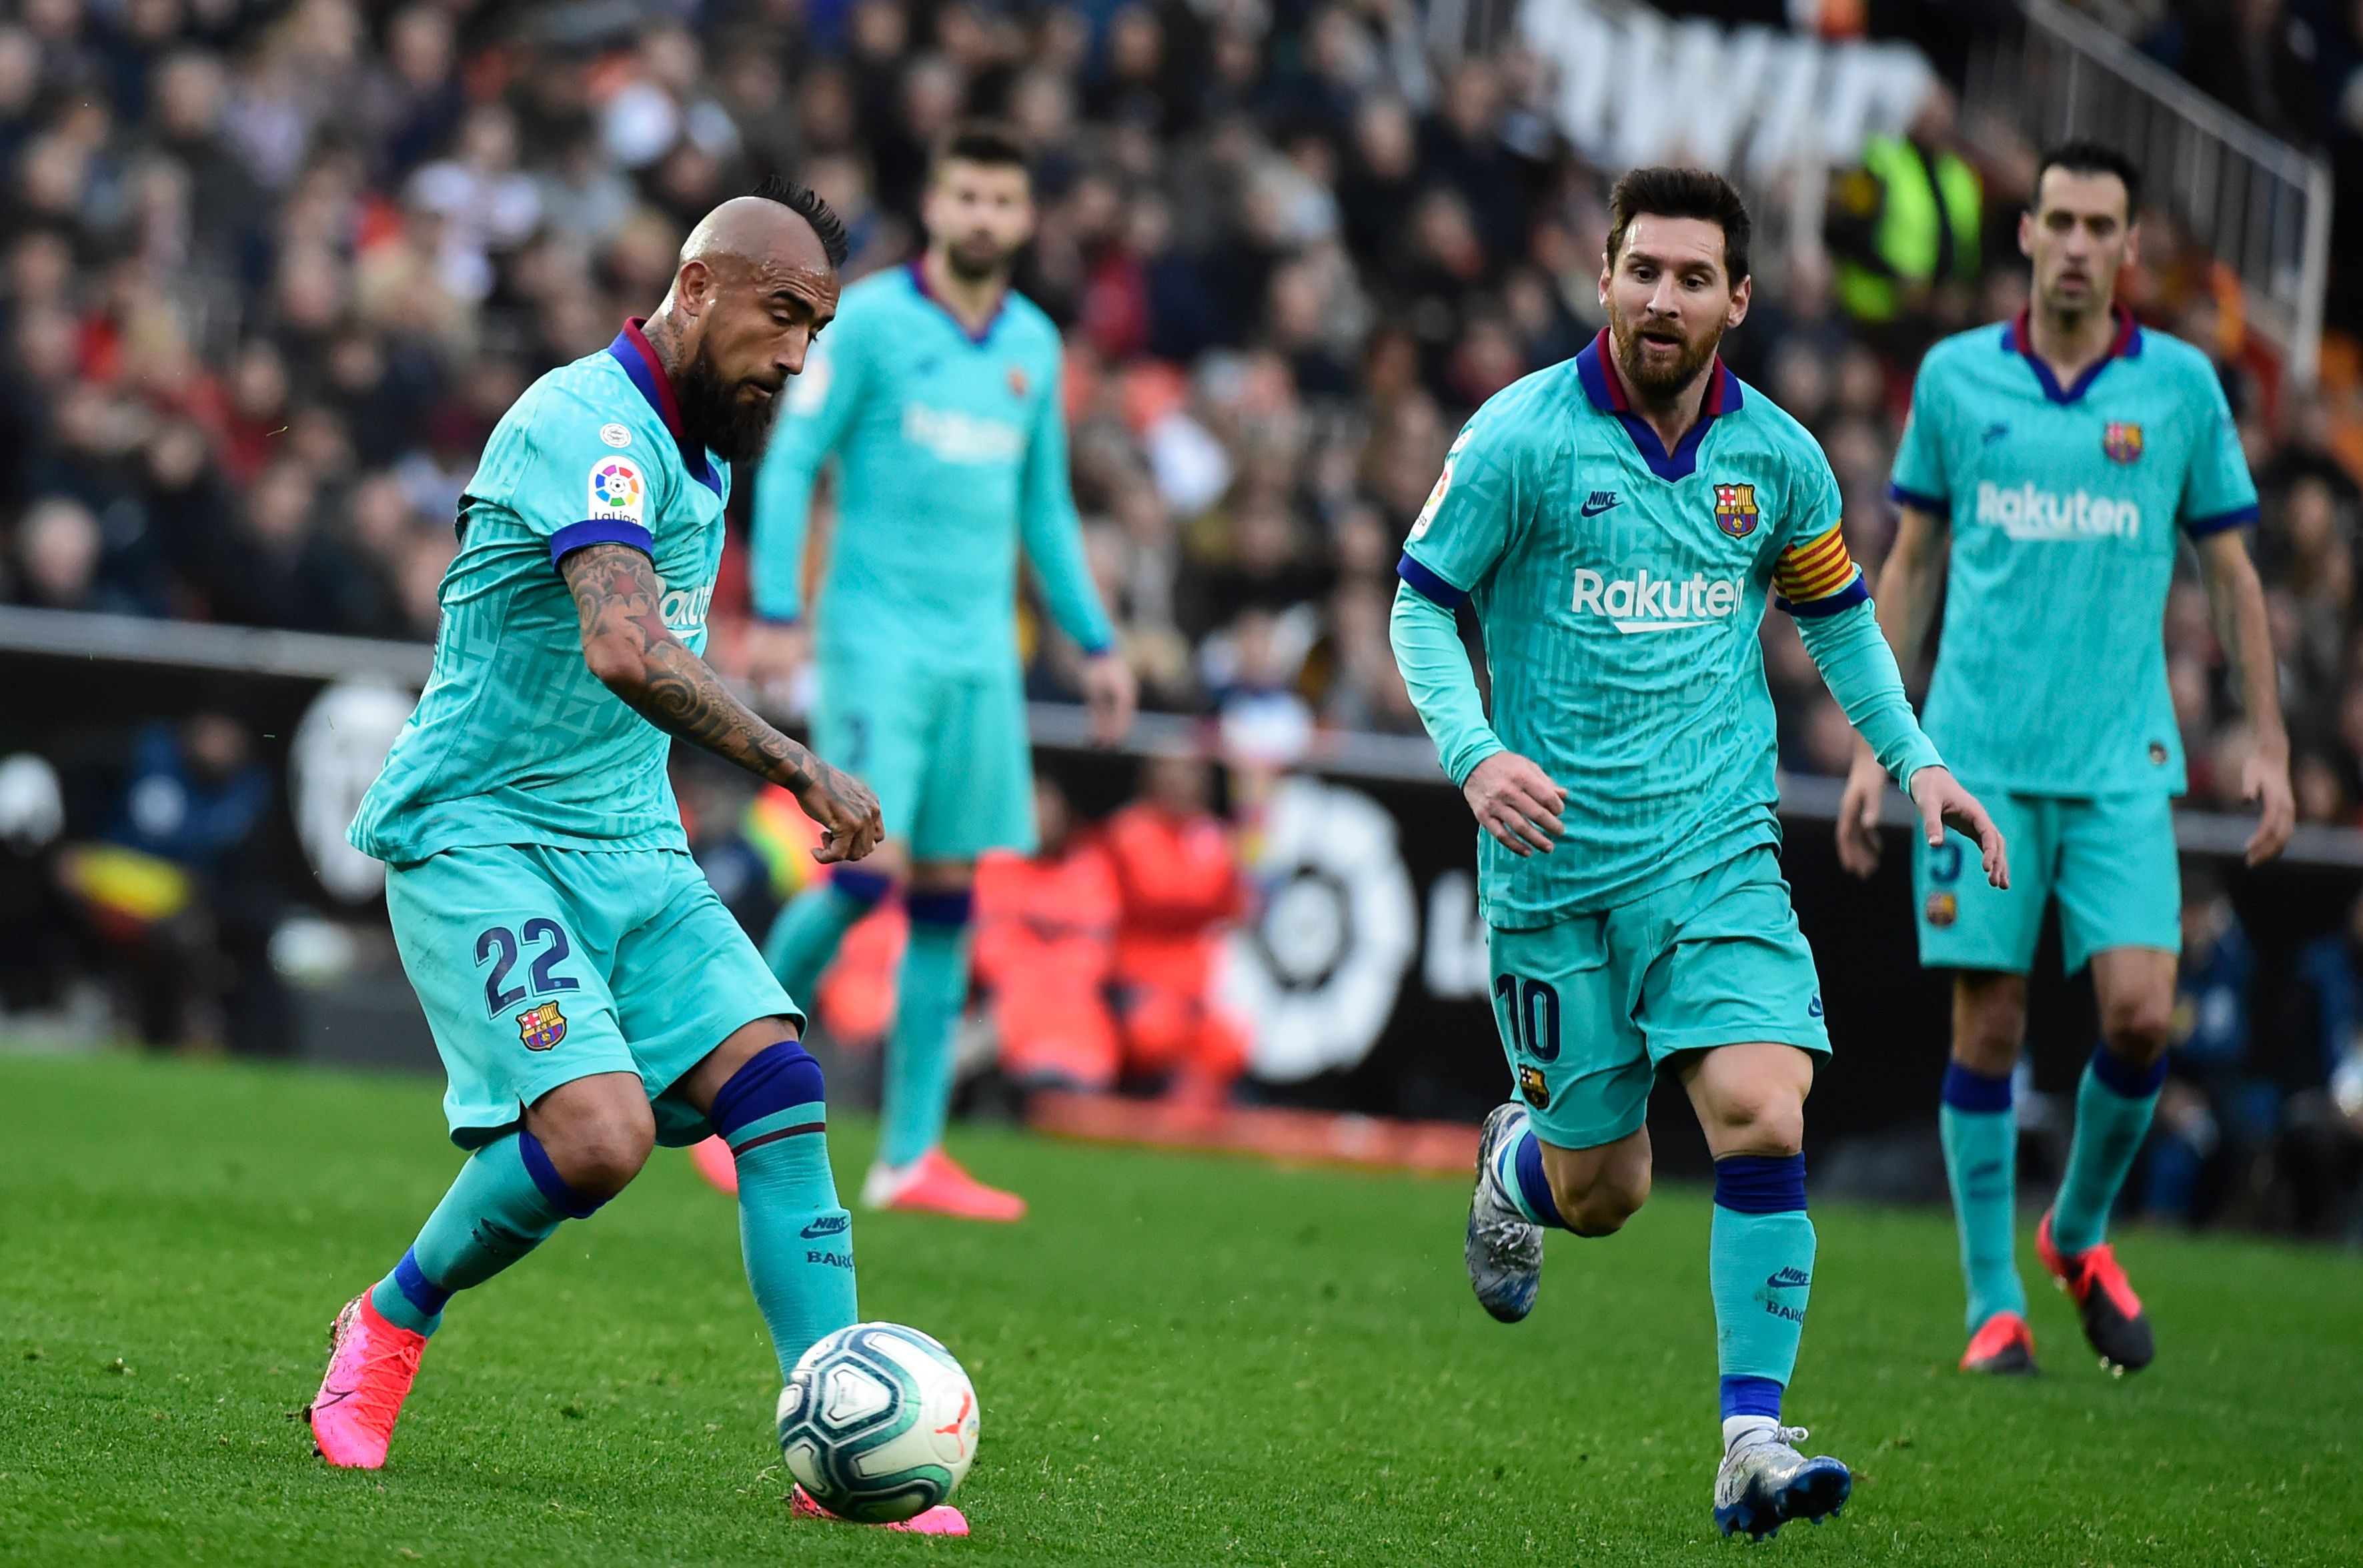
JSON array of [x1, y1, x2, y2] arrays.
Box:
[[1517, 1064, 1550, 1109], [599, 422, 632, 448], [1411, 425, 1476, 540], [517, 1000, 568, 1052], [1923, 892, 1958, 929], [2102, 422, 2144, 464], [588, 457, 646, 523], [1713, 482, 1759, 539]]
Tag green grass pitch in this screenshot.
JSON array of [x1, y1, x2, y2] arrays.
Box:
[[3, 1052, 2359, 1566]]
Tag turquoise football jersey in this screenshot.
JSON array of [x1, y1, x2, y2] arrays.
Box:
[[1399, 330, 1873, 925], [750, 263, 1112, 675], [1890, 309, 2258, 796], [351, 322, 728, 863]]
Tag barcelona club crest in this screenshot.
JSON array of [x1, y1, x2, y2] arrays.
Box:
[[517, 1001, 568, 1052], [1006, 365, 1030, 400], [1517, 1064, 1551, 1109], [1923, 892, 1958, 930], [1713, 482, 1759, 539], [2102, 422, 2144, 464]]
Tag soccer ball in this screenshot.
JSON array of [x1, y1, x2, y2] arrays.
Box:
[[777, 1323, 979, 1523]]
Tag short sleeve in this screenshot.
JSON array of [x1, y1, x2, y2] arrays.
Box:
[[1397, 408, 1527, 608], [2178, 370, 2261, 536], [1772, 445, 1867, 618], [503, 396, 662, 568], [1888, 365, 1951, 516]]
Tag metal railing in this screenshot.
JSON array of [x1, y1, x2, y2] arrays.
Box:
[[1967, 0, 2334, 385]]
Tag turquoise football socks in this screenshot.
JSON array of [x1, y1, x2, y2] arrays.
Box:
[[2051, 1044, 2167, 1254], [762, 868, 892, 1002], [878, 890, 973, 1169], [710, 1042, 858, 1380], [1711, 1154, 1814, 1435], [367, 1130, 602, 1336], [1492, 1120, 1567, 1229], [1939, 1061, 2028, 1333]]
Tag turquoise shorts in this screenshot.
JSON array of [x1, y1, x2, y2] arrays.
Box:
[[384, 843, 801, 1148], [812, 656, 1034, 862], [1487, 846, 1831, 1151], [1912, 788, 2179, 974]]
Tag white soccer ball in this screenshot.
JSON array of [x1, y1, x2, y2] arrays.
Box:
[[776, 1323, 979, 1523]]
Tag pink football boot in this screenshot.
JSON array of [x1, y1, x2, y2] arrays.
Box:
[[304, 1293, 426, 1469], [862, 1148, 1026, 1222], [792, 1485, 970, 1535]]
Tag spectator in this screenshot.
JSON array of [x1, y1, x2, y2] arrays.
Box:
[[973, 776, 1124, 1092], [2142, 864, 2276, 1225], [54, 710, 284, 1052], [1102, 750, 1252, 1103]]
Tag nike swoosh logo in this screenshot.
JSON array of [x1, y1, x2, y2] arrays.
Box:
[[1581, 498, 1620, 517]]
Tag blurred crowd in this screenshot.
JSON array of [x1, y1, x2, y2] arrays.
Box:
[[7, 0, 2363, 812]]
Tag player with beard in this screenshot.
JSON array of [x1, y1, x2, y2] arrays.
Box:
[[1838, 143, 2290, 1379], [746, 123, 1134, 1222], [317, 181, 966, 1533], [1391, 167, 2010, 1539]]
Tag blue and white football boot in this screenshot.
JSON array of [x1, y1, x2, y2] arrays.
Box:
[[1711, 1425, 1851, 1540], [1465, 1103, 1544, 1323]]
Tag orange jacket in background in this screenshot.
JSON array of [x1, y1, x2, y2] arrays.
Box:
[[972, 838, 1122, 1089], [1100, 802, 1250, 1088]]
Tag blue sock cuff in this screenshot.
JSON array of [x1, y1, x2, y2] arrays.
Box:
[[1713, 1152, 1807, 1214], [516, 1129, 605, 1220], [710, 1040, 827, 1140], [906, 887, 974, 928], [1941, 1060, 2014, 1113], [1512, 1130, 1565, 1228], [830, 866, 893, 908], [1720, 1374, 1784, 1421], [391, 1248, 452, 1318], [2090, 1043, 2168, 1100]]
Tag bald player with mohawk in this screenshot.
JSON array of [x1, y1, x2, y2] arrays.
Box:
[[312, 183, 966, 1535]]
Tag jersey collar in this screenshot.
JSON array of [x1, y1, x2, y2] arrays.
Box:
[[1575, 327, 1741, 482], [1999, 305, 2144, 405], [907, 258, 1007, 346], [606, 318, 723, 498]]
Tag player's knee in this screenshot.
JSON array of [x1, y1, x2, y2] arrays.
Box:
[[2099, 992, 2173, 1064], [534, 1094, 656, 1200], [1953, 977, 2027, 1074], [1701, 1082, 1805, 1157]]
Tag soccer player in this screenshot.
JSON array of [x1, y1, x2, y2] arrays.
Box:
[[307, 183, 964, 1534], [746, 123, 1134, 1221], [1837, 142, 2293, 1378], [1392, 167, 2008, 1540]]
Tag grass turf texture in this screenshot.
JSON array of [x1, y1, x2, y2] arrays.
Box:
[[3, 1053, 2359, 1567]]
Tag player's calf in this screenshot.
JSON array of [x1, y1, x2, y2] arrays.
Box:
[[1466, 1108, 1647, 1322]]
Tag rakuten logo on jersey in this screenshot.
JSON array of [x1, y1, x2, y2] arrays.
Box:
[[1571, 568, 1743, 634], [1974, 482, 2141, 541], [660, 582, 712, 636]]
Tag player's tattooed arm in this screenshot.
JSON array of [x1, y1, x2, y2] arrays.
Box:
[[562, 542, 884, 862]]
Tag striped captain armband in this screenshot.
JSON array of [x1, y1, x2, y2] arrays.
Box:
[[1771, 524, 1869, 618]]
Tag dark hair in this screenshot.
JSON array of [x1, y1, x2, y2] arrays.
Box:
[[930, 121, 1033, 183], [1606, 165, 1751, 285], [750, 174, 850, 269], [2032, 141, 2142, 220]]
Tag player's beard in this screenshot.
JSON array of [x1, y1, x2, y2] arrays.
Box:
[[1607, 308, 1724, 400], [676, 337, 783, 465], [942, 231, 1016, 284]]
